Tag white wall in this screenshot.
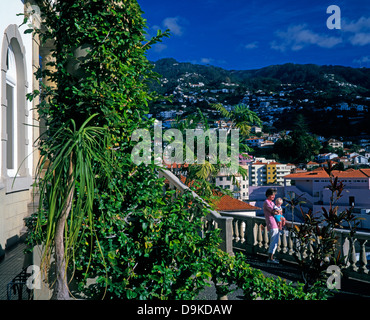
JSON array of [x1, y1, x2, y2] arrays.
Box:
[[0, 1, 35, 249]]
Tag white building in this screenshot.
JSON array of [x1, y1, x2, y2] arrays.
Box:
[[159, 110, 177, 119], [245, 136, 264, 148], [283, 168, 370, 229], [246, 158, 291, 187], [215, 172, 249, 201], [328, 138, 344, 149], [0, 1, 40, 255], [316, 152, 338, 162]]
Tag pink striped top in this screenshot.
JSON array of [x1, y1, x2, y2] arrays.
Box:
[[263, 199, 278, 231]]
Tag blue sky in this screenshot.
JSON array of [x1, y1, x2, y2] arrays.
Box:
[[138, 0, 370, 70]]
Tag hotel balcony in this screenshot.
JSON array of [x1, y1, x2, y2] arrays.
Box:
[[160, 169, 370, 297]]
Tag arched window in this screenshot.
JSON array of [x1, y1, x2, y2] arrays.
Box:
[[6, 44, 18, 176], [1, 24, 31, 192]]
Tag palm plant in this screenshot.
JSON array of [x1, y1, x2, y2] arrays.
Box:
[[214, 103, 262, 137], [284, 191, 306, 225], [171, 108, 252, 203], [35, 114, 112, 299]]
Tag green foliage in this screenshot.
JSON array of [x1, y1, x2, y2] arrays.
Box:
[[26, 0, 169, 298], [273, 115, 322, 163], [288, 161, 361, 291], [34, 114, 112, 267], [214, 103, 262, 137], [24, 1, 334, 301], [208, 251, 323, 300], [75, 180, 221, 300]]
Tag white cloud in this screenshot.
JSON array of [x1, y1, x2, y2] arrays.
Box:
[[200, 57, 213, 64], [353, 55, 370, 65], [244, 42, 258, 49], [191, 58, 226, 66], [349, 33, 370, 46], [271, 24, 342, 52], [152, 43, 167, 53], [342, 17, 370, 46], [162, 17, 184, 36], [342, 17, 370, 33]]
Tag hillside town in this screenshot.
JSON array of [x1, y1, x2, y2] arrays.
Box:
[[1, 1, 370, 303], [155, 65, 370, 230]]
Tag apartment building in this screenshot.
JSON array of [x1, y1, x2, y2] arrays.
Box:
[[283, 167, 370, 229], [245, 158, 291, 187], [215, 172, 249, 201]]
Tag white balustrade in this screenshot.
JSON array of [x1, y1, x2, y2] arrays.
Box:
[[220, 212, 370, 283], [160, 168, 370, 284]]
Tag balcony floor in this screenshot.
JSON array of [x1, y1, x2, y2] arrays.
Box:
[[1, 240, 369, 300], [197, 251, 370, 300]]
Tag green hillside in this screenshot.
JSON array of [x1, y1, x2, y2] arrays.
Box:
[[150, 58, 370, 95]]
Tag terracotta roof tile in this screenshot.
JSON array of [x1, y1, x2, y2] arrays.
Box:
[[174, 176, 260, 212], [360, 169, 370, 177], [284, 167, 370, 179], [213, 194, 260, 211]]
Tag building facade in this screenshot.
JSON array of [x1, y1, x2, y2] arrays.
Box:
[[215, 172, 249, 201], [246, 158, 291, 187], [0, 1, 40, 255], [284, 168, 370, 229]]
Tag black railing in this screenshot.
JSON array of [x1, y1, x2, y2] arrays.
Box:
[[7, 266, 32, 300]]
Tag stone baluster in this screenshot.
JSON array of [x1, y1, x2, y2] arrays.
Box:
[[240, 221, 246, 244], [349, 238, 358, 272], [264, 226, 269, 250], [252, 223, 258, 247], [359, 239, 369, 275], [244, 219, 255, 254], [257, 224, 263, 248], [288, 231, 294, 256], [277, 232, 281, 252], [281, 231, 288, 254], [234, 219, 240, 243]]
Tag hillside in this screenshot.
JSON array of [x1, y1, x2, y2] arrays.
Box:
[[147, 58, 370, 139], [150, 58, 370, 95]]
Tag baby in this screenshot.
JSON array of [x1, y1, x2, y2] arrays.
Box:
[[273, 197, 286, 230]]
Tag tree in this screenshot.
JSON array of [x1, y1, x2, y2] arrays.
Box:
[[214, 103, 262, 137], [26, 0, 168, 299], [273, 124, 321, 164], [25, 1, 322, 302]]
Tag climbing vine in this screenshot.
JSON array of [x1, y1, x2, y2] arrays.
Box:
[[25, 0, 322, 300]]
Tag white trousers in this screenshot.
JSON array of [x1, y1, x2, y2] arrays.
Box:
[[268, 228, 279, 255]]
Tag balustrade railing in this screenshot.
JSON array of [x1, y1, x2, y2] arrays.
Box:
[[160, 168, 370, 284], [221, 212, 370, 283], [159, 169, 233, 254]]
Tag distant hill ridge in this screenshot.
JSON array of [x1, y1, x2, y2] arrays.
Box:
[[151, 58, 370, 94]]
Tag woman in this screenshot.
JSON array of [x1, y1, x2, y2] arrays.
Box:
[[263, 188, 279, 264]]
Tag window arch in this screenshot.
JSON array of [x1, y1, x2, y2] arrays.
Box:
[[6, 44, 18, 176], [1, 24, 30, 192]]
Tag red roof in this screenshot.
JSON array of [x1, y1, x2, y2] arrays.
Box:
[[172, 175, 260, 212], [360, 168, 370, 177], [165, 162, 189, 169], [213, 194, 260, 212], [284, 167, 370, 179]]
